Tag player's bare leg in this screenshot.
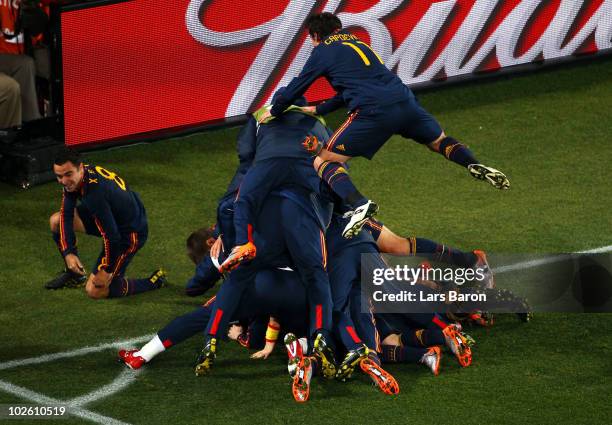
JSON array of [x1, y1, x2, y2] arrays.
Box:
[[372, 223, 492, 285]]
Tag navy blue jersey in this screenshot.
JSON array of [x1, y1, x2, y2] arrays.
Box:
[[58, 165, 146, 273], [185, 255, 223, 297], [254, 110, 332, 163], [216, 190, 238, 251], [271, 30, 414, 116], [223, 117, 258, 198]]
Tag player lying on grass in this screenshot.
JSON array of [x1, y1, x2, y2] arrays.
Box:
[[184, 227, 223, 297], [121, 190, 400, 402], [46, 148, 166, 299], [364, 218, 494, 289], [119, 267, 309, 370], [228, 210, 478, 401], [227, 316, 283, 360], [376, 313, 476, 375], [259, 12, 510, 238], [316, 212, 472, 393]]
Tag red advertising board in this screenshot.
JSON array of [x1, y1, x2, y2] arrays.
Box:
[[60, 0, 612, 146]]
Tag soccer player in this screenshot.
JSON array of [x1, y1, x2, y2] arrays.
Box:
[[376, 313, 473, 373], [197, 94, 339, 382], [220, 89, 331, 272], [46, 148, 165, 299], [119, 268, 308, 370], [324, 213, 400, 395], [364, 218, 494, 289], [184, 227, 223, 297], [262, 12, 510, 238], [195, 189, 337, 382]]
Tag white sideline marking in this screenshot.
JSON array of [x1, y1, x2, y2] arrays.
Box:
[[0, 335, 153, 425], [68, 368, 142, 407], [0, 379, 131, 425], [0, 334, 154, 371], [578, 244, 612, 254], [493, 245, 612, 274]]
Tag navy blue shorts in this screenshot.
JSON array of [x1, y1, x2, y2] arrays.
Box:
[[325, 98, 443, 159], [76, 204, 148, 276]]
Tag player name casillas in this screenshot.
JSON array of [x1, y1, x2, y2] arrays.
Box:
[[373, 290, 487, 303]]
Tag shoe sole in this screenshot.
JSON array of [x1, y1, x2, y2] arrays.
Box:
[[313, 337, 336, 380], [336, 353, 367, 381], [359, 358, 399, 395], [468, 164, 510, 190], [194, 356, 214, 376], [292, 357, 312, 403], [220, 248, 256, 273], [470, 312, 494, 327], [117, 351, 143, 370], [342, 203, 379, 239], [121, 360, 141, 370], [428, 348, 441, 376], [444, 327, 472, 367], [284, 333, 302, 379]]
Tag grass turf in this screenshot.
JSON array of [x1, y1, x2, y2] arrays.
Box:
[[0, 57, 611, 424]]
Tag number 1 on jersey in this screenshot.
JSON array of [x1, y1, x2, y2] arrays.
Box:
[[342, 41, 384, 66]]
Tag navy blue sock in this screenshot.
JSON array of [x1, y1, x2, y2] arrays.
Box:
[[423, 327, 446, 346], [438, 137, 478, 168], [317, 161, 366, 207], [400, 327, 445, 348], [401, 330, 424, 347], [108, 276, 161, 298], [381, 344, 427, 363], [406, 237, 477, 267]]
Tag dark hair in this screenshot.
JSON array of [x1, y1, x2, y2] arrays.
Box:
[[186, 227, 216, 265], [305, 13, 342, 40], [54, 148, 82, 167]]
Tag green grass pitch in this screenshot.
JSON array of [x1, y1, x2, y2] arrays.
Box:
[[1, 57, 611, 424]]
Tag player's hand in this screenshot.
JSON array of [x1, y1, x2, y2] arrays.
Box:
[[210, 237, 223, 260], [93, 269, 113, 288], [300, 105, 317, 114], [251, 343, 274, 360], [227, 324, 243, 341], [257, 109, 272, 123], [65, 254, 85, 275]]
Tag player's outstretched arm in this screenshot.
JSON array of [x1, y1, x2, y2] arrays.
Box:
[[251, 317, 280, 360]]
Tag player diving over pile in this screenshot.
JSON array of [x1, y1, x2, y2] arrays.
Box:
[[257, 12, 510, 240]]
